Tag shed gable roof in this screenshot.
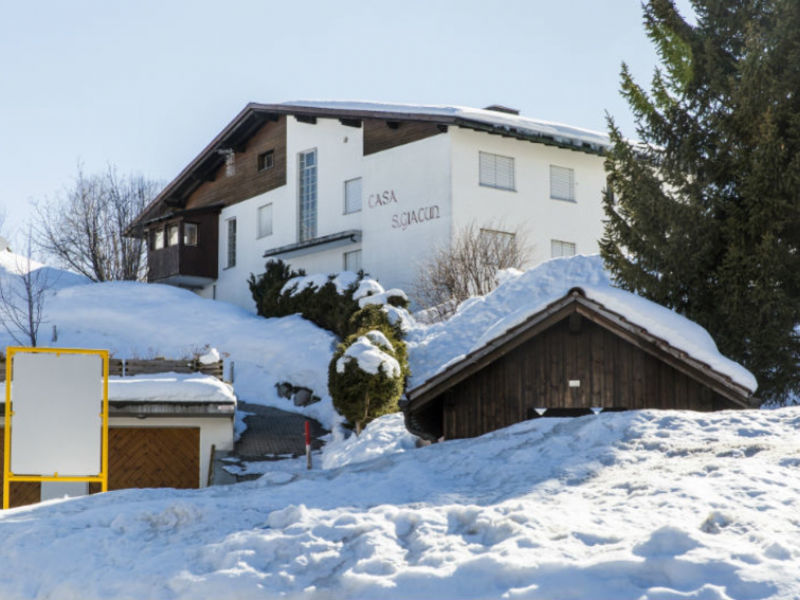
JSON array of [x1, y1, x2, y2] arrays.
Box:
[[405, 288, 754, 412]]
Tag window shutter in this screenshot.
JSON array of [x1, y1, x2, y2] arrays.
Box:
[[550, 165, 575, 201], [479, 152, 515, 190]]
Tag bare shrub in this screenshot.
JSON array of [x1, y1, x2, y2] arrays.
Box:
[[413, 222, 532, 321]]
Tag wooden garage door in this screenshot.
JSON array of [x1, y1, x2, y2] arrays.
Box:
[[104, 427, 200, 490], [0, 428, 42, 508]]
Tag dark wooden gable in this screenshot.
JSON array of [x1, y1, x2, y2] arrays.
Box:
[[404, 289, 753, 441]]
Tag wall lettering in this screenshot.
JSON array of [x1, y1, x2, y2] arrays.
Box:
[[368, 190, 398, 208], [392, 205, 441, 231]]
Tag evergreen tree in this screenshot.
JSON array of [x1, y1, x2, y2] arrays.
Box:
[[602, 0, 800, 401]]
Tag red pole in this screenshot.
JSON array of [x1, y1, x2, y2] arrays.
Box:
[[304, 420, 312, 470]]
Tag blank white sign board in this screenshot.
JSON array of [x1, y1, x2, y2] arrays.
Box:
[[10, 352, 103, 476]]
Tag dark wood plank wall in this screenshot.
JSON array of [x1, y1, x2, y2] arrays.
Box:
[[442, 315, 737, 439], [184, 117, 287, 210], [363, 119, 445, 156]]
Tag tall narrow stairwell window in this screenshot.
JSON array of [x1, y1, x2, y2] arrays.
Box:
[[298, 149, 318, 241], [226, 218, 237, 268]]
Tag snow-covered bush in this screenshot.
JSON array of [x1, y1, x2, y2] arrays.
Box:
[[329, 305, 409, 433], [249, 260, 365, 338]]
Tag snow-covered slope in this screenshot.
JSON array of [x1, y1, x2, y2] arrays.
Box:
[[1, 409, 798, 599], [0, 275, 339, 427]]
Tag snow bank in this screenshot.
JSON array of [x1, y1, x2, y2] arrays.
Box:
[[108, 372, 235, 404], [405, 255, 612, 387], [1, 408, 798, 599]]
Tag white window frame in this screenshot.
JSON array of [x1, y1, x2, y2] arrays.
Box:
[[167, 223, 179, 247], [344, 177, 362, 214], [479, 151, 516, 191], [257, 203, 273, 239], [550, 164, 576, 202], [551, 239, 576, 258], [226, 218, 237, 269], [298, 149, 318, 242], [344, 249, 362, 273], [183, 222, 198, 247]]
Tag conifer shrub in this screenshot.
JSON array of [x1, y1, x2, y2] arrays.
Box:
[[248, 260, 305, 318], [249, 260, 362, 338], [328, 328, 406, 434]]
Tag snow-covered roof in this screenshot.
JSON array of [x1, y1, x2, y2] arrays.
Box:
[[108, 372, 236, 404], [406, 263, 756, 411], [131, 100, 609, 229], [406, 256, 756, 395], [277, 100, 611, 151]]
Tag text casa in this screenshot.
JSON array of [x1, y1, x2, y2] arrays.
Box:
[[368, 190, 398, 208]]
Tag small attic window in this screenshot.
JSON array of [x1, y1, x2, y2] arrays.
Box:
[[257, 150, 274, 172]]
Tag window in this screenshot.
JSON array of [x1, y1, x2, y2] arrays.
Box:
[[344, 249, 362, 272], [479, 151, 515, 191], [551, 239, 576, 258], [167, 224, 179, 247], [258, 203, 273, 238], [480, 228, 515, 251], [257, 150, 274, 172], [183, 223, 198, 247], [153, 228, 164, 250], [344, 177, 362, 214], [550, 165, 575, 201], [226, 218, 237, 268], [298, 149, 317, 241]]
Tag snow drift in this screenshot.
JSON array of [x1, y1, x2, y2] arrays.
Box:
[[1, 409, 798, 599]]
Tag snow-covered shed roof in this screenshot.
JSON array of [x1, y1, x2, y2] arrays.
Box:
[[406, 287, 756, 416], [129, 100, 610, 230], [108, 372, 236, 418]]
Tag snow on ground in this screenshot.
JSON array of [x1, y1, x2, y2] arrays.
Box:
[[1, 408, 799, 599], [0, 253, 340, 428]]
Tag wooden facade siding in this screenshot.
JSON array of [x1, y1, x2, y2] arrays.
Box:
[[438, 315, 731, 440], [0, 428, 41, 508], [184, 117, 287, 211], [363, 118, 445, 156]]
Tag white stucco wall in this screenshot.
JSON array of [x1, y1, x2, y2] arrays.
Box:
[[359, 133, 452, 291], [449, 127, 607, 266], [208, 116, 365, 309]]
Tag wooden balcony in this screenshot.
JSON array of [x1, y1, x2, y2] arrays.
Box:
[[146, 211, 218, 288]]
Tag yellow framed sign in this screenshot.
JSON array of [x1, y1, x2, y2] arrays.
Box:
[[3, 347, 109, 509]]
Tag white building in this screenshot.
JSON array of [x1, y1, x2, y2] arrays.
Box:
[[129, 101, 610, 310]]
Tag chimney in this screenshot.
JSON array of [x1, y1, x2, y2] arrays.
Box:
[[483, 104, 520, 115]]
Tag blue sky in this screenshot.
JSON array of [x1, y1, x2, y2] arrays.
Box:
[[0, 0, 693, 241]]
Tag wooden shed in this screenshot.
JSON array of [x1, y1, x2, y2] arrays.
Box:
[[403, 287, 755, 441]]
